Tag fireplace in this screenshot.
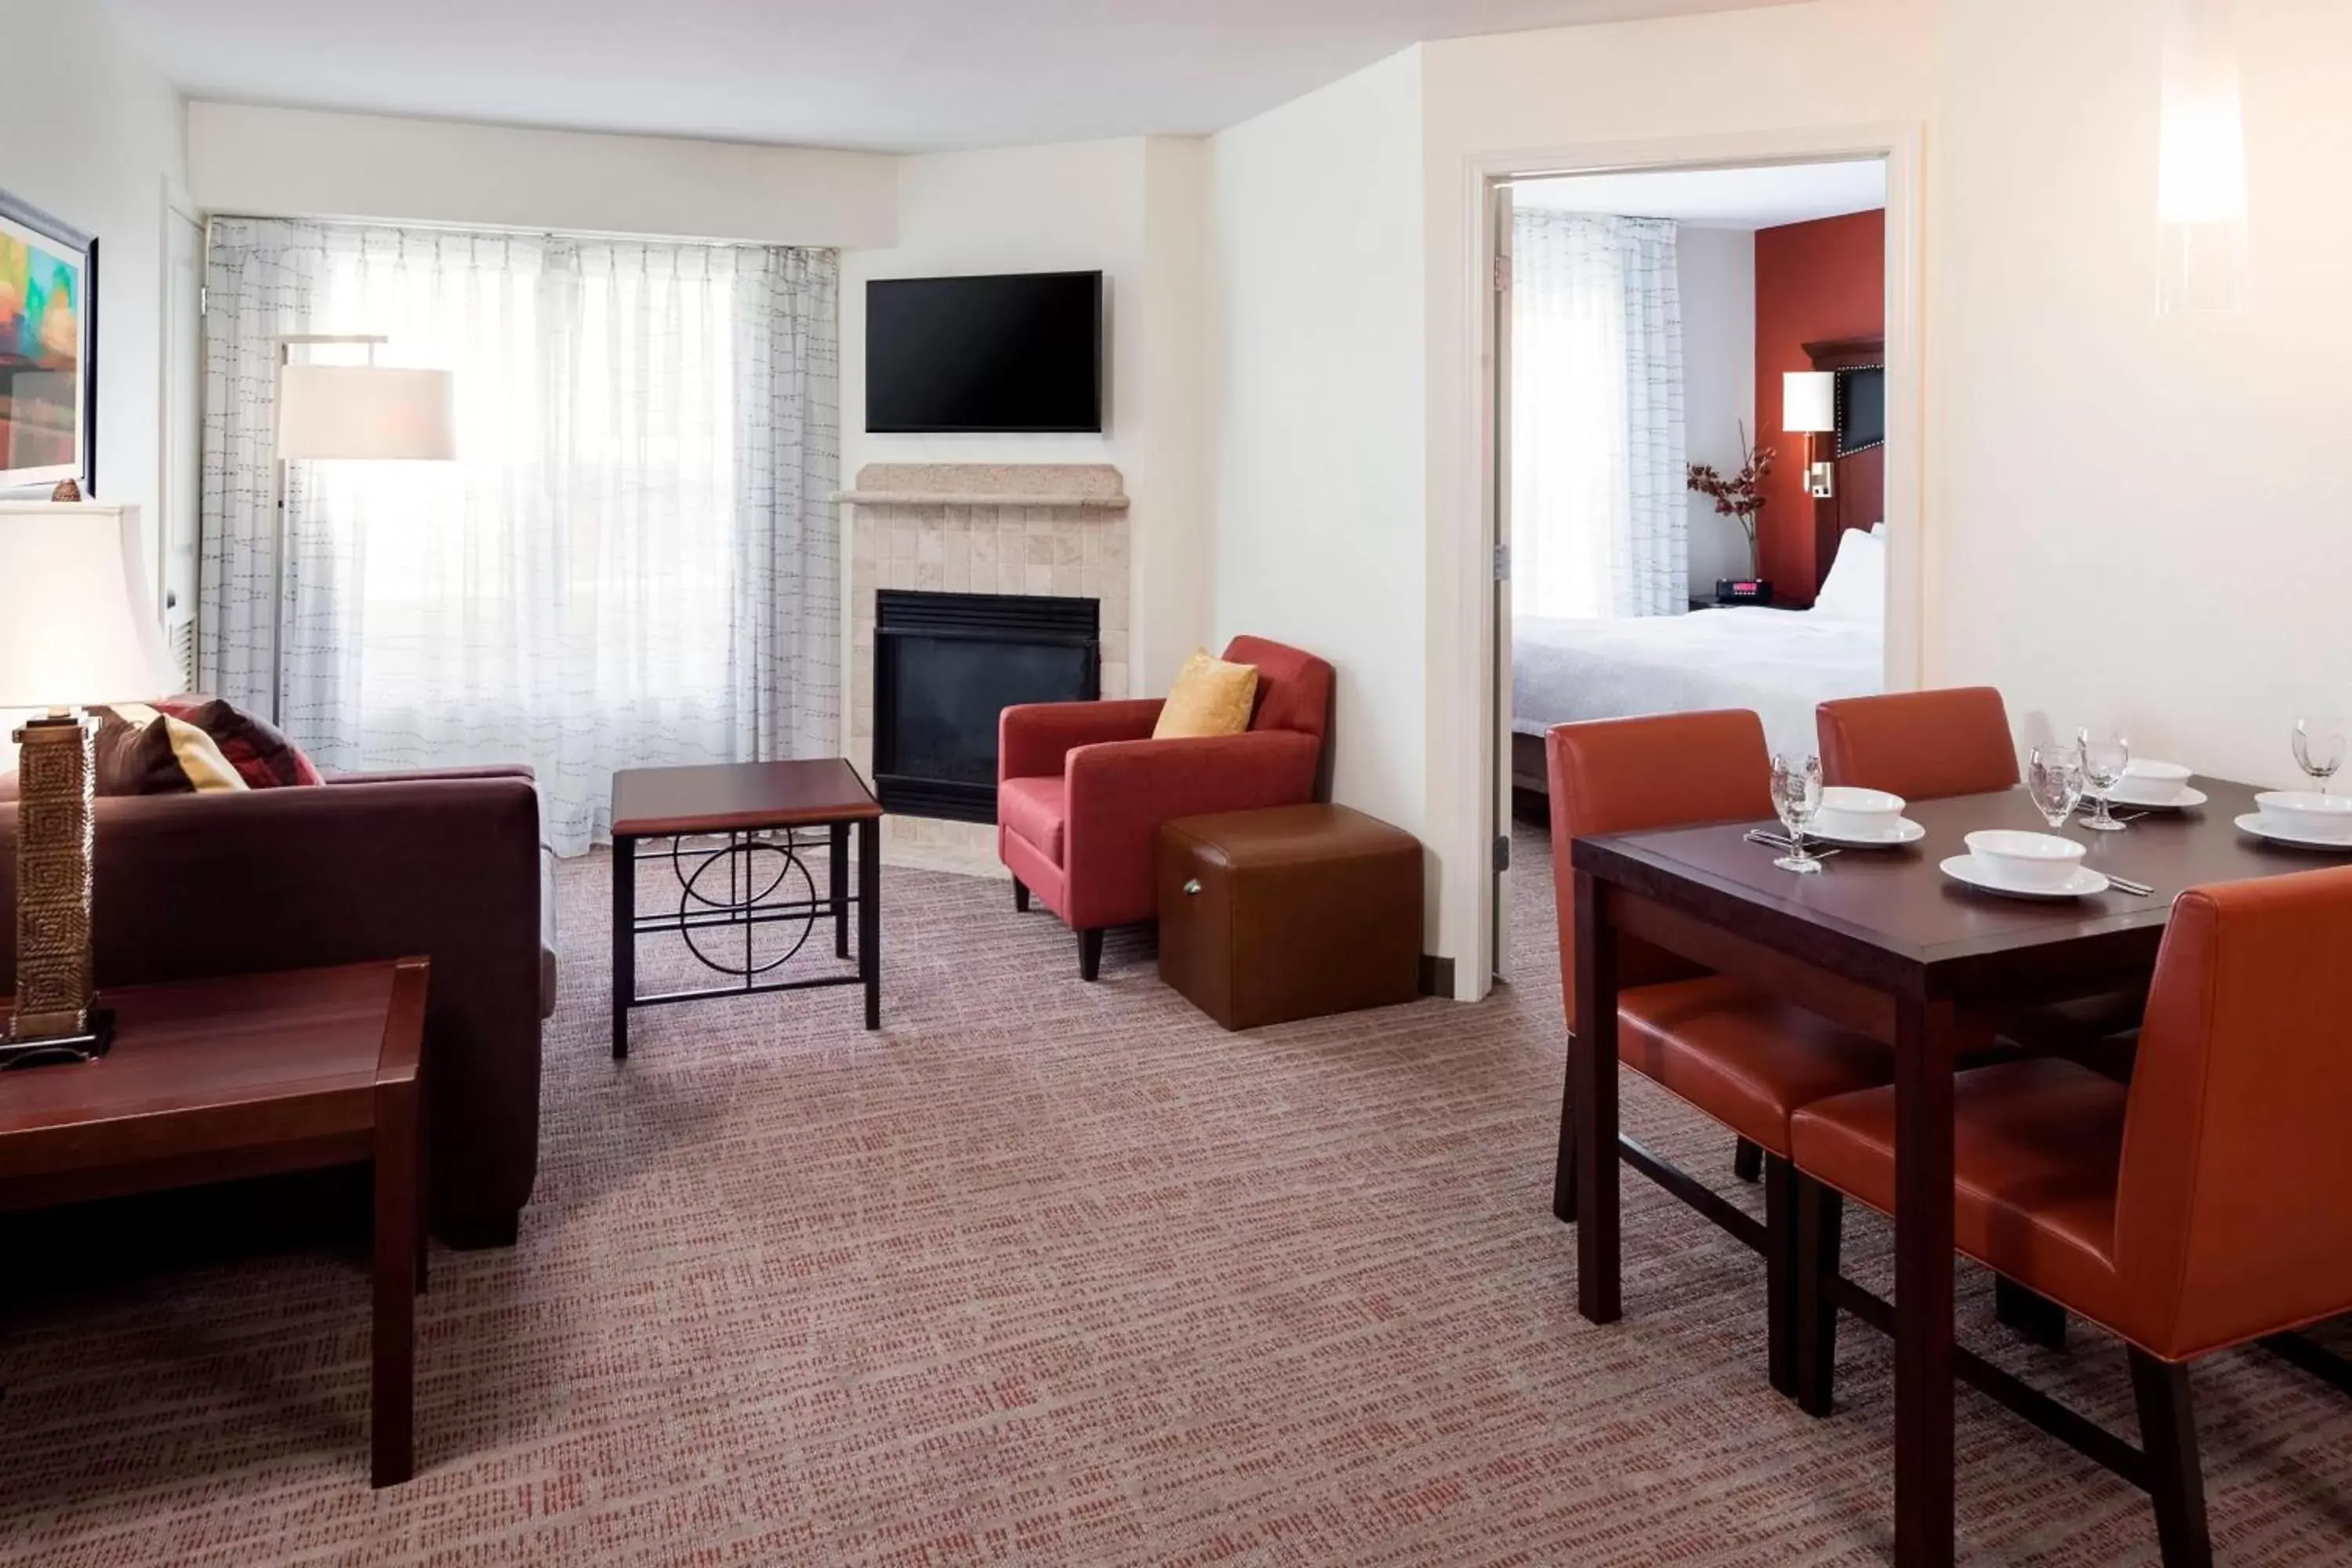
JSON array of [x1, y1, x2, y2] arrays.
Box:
[[873, 590, 1100, 823]]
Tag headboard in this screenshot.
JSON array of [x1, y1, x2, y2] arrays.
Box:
[[1802, 334, 1886, 592]]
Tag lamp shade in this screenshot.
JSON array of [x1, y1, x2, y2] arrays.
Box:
[[1782, 372, 1837, 435], [279, 364, 457, 460], [0, 507, 172, 708]]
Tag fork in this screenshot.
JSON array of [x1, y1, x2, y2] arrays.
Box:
[[2106, 873, 2157, 897]]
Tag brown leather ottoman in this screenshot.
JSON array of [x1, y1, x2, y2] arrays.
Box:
[[1156, 804, 1422, 1030]]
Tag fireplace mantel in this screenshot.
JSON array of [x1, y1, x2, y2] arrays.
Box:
[[834, 489, 1128, 510], [834, 462, 1126, 512]]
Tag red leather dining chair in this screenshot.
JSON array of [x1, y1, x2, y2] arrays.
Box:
[[1817, 686, 2020, 800], [998, 636, 1332, 978], [1789, 866, 2352, 1567], [1549, 710, 1893, 1399], [1822, 684, 2143, 1148]]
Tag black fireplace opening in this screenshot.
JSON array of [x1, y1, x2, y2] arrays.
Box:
[[874, 590, 1100, 823]]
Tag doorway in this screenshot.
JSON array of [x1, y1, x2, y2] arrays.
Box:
[[1470, 129, 1926, 987]]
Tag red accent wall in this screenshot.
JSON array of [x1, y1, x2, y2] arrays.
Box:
[[1754, 209, 1884, 603]]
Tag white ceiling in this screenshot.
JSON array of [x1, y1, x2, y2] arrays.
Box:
[[1514, 160, 1886, 230], [100, 0, 1803, 154]]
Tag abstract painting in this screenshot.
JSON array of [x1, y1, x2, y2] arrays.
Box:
[[0, 190, 96, 491]]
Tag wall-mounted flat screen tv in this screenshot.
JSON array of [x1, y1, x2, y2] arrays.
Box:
[[866, 270, 1103, 434], [1835, 365, 1886, 457]]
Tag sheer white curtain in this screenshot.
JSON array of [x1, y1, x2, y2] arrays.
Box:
[[1511, 211, 1687, 620], [199, 220, 839, 854]]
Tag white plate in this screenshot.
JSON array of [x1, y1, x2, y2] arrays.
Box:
[[2234, 813, 2352, 851], [1811, 817, 1927, 849], [1939, 854, 2111, 900], [2101, 780, 2209, 811]]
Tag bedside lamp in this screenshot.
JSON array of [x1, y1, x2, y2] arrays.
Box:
[[1783, 372, 1838, 499], [0, 506, 172, 1066]]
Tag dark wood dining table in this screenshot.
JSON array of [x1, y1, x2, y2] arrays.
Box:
[[1561, 775, 2341, 1566]]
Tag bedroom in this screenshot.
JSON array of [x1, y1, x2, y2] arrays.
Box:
[[1502, 158, 1892, 818]]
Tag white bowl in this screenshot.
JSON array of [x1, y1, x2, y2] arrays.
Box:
[[2111, 759, 2195, 806], [2255, 791, 2352, 842], [1815, 786, 1907, 840], [1965, 829, 2087, 891]]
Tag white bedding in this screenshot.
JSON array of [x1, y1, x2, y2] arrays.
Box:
[[1512, 604, 1883, 758]]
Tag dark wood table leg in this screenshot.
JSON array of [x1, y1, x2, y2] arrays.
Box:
[[830, 822, 851, 960], [1551, 1052, 1578, 1223], [414, 1091, 430, 1293], [858, 816, 880, 1030], [372, 1073, 420, 1488], [1893, 994, 1958, 1567], [1570, 869, 1621, 1323], [612, 833, 635, 1060]]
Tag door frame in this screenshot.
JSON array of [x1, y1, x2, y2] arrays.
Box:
[[1464, 122, 1926, 995], [157, 187, 205, 684]]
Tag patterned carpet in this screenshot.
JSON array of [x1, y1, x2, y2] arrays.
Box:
[[5, 829, 2352, 1565]]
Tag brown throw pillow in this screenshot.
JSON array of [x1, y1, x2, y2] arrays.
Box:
[[92, 704, 251, 797], [1153, 648, 1259, 740], [156, 697, 325, 788]]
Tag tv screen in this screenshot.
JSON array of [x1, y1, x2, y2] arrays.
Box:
[[1836, 366, 1886, 457], [866, 271, 1103, 434]]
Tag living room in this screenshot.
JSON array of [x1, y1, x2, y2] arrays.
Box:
[[6, 1, 2352, 1564]]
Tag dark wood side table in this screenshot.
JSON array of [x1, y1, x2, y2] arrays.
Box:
[[0, 958, 430, 1487], [610, 759, 884, 1057]]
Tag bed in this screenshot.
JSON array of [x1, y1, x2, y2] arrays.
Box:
[[1510, 529, 1886, 809]]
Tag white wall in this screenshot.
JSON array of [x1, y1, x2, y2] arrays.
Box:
[[187, 101, 896, 247], [0, 0, 186, 527], [838, 138, 1210, 701], [1675, 225, 1758, 591], [1206, 48, 1432, 935], [1929, 0, 2352, 786], [1408, 0, 1936, 989], [1205, 0, 2343, 994]]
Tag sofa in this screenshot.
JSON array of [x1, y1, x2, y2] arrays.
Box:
[[0, 764, 554, 1247], [997, 636, 1335, 978]]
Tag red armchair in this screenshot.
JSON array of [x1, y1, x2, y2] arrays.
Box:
[[998, 636, 1334, 978]]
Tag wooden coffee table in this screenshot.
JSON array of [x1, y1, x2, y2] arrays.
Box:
[[610, 759, 883, 1056], [0, 958, 430, 1486]]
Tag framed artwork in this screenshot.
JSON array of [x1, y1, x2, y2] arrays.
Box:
[[0, 187, 96, 492]]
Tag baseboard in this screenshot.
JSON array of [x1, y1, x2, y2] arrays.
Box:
[[1418, 954, 1455, 998]]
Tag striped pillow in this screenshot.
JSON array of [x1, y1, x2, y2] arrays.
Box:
[[155, 697, 324, 789], [93, 704, 250, 796]]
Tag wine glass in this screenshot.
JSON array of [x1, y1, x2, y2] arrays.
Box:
[[1770, 753, 1826, 875], [2027, 744, 2085, 829], [2077, 726, 2131, 832], [2293, 715, 2347, 796]]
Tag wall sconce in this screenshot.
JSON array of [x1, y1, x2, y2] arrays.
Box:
[[2158, 0, 2250, 314], [1783, 372, 1837, 499]]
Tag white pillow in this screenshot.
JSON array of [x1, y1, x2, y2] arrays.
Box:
[[1812, 528, 1886, 622]]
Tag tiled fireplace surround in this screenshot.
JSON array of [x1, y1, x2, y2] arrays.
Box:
[[842, 463, 1131, 874]]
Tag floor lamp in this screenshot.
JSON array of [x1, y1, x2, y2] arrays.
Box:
[[270, 335, 457, 724]]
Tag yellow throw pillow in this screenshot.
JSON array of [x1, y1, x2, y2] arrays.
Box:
[[1153, 648, 1258, 740]]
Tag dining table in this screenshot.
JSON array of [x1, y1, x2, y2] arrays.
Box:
[[1559, 774, 2339, 1566]]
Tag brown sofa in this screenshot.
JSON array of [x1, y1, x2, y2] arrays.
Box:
[[0, 765, 554, 1248]]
